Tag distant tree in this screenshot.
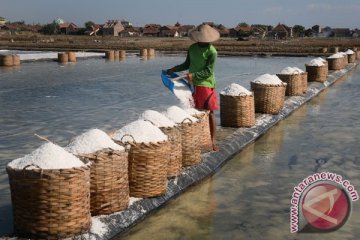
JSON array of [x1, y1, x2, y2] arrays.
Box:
[[41, 22, 58, 35], [238, 22, 249, 27], [322, 26, 332, 32], [292, 25, 305, 37], [85, 21, 95, 29]]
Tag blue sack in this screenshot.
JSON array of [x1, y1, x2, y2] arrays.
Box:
[[161, 70, 193, 93]]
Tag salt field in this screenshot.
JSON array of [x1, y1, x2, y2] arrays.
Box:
[[0, 53, 357, 238], [120, 67, 360, 240]]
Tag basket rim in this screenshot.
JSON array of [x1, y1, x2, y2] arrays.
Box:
[[250, 81, 287, 87], [6, 160, 91, 172], [220, 92, 254, 97]]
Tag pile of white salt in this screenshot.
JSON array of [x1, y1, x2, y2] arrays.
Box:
[[252, 74, 284, 85], [163, 106, 198, 124], [173, 80, 194, 108], [306, 58, 325, 67], [184, 107, 203, 116], [66, 128, 124, 155], [328, 53, 345, 59], [280, 66, 304, 74], [345, 49, 355, 55], [111, 120, 168, 143], [139, 110, 176, 128], [7, 142, 85, 170], [220, 83, 252, 96]]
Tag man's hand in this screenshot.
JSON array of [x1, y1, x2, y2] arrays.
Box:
[[185, 73, 193, 82]]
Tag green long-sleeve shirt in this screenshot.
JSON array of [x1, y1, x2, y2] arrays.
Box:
[[174, 43, 217, 88]]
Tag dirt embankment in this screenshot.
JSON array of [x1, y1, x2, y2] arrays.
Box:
[[0, 34, 359, 56]]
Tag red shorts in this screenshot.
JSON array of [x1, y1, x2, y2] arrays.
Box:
[[192, 85, 219, 111]]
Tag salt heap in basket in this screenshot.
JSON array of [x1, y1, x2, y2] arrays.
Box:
[[163, 106, 201, 166], [163, 105, 198, 124], [327, 53, 346, 70], [111, 120, 169, 198], [8, 142, 86, 170], [251, 74, 286, 114], [139, 110, 182, 177], [220, 83, 255, 127], [6, 142, 91, 239], [306, 58, 328, 83], [345, 49, 356, 63], [277, 67, 306, 96], [66, 128, 129, 215]]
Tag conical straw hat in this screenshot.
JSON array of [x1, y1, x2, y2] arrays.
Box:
[[189, 24, 220, 43]]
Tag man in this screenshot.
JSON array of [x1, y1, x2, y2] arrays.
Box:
[[167, 24, 220, 151]]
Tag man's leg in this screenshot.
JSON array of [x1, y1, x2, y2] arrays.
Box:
[[209, 110, 219, 151]]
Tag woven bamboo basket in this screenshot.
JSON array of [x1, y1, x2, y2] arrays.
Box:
[[250, 82, 287, 114], [276, 72, 304, 96], [105, 50, 115, 60], [220, 94, 255, 128], [160, 126, 182, 177], [67, 51, 77, 62], [327, 57, 344, 70], [348, 54, 356, 63], [112, 135, 169, 198], [78, 149, 129, 216], [300, 72, 308, 93], [179, 118, 202, 167], [120, 50, 126, 58], [357, 51, 360, 60], [140, 49, 148, 57], [6, 164, 91, 239], [191, 111, 212, 153], [0, 55, 14, 66], [58, 53, 68, 63], [114, 50, 120, 59], [12, 55, 20, 66], [343, 55, 349, 65], [305, 65, 328, 83], [147, 48, 155, 56], [331, 47, 339, 53]]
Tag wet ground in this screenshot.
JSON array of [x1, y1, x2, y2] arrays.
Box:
[[119, 67, 360, 240]]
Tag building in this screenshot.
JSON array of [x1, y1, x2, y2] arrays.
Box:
[[267, 23, 292, 40], [142, 24, 161, 37], [58, 22, 79, 35], [0, 16, 6, 26], [160, 25, 179, 37], [332, 28, 351, 38], [229, 25, 252, 38], [216, 24, 229, 37], [102, 20, 125, 36]]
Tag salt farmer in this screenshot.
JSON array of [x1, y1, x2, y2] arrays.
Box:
[[167, 24, 220, 151]]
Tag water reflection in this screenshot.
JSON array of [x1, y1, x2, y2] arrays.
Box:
[[121, 67, 360, 240]]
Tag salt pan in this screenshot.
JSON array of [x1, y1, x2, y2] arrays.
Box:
[[345, 49, 355, 54], [7, 142, 85, 170], [163, 106, 198, 124], [139, 110, 176, 128], [220, 83, 252, 96], [173, 80, 194, 108], [252, 74, 284, 85], [112, 120, 168, 143], [66, 129, 124, 155]]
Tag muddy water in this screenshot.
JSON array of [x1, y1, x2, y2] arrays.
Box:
[[120, 68, 360, 240], [0, 54, 316, 235]]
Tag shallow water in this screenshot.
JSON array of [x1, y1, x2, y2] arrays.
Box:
[[0, 54, 314, 235], [120, 68, 360, 240]]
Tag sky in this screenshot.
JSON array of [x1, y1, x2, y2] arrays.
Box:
[[1, 0, 360, 29]]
